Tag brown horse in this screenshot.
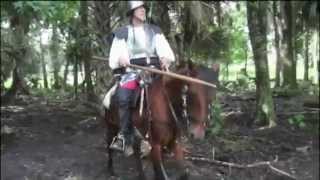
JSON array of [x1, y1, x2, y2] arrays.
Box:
[[104, 62, 215, 180]]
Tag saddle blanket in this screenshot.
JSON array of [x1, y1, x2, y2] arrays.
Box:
[[103, 83, 118, 109]]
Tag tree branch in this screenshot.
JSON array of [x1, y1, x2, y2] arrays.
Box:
[[185, 155, 297, 179]]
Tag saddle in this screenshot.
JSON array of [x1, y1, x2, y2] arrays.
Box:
[[102, 82, 142, 109], [103, 67, 156, 110]]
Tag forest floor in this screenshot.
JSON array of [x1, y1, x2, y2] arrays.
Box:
[[1, 92, 319, 180]]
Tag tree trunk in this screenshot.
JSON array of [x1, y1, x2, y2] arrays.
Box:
[[247, 1, 276, 127], [80, 1, 95, 101], [73, 56, 78, 100], [50, 25, 61, 89], [152, 2, 171, 37], [40, 34, 48, 89], [215, 1, 222, 27], [244, 40, 248, 76], [2, 4, 30, 104], [226, 63, 229, 81], [183, 2, 196, 60], [174, 34, 184, 63], [2, 67, 24, 104], [311, 30, 319, 85], [280, 2, 297, 88], [273, 1, 282, 87], [304, 27, 310, 81], [92, 1, 115, 98], [63, 59, 70, 87]]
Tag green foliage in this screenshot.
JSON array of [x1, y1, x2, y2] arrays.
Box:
[[273, 86, 304, 97], [220, 68, 256, 93], [297, 80, 319, 96], [192, 26, 231, 62], [229, 2, 249, 64], [191, 2, 250, 73], [288, 114, 306, 129], [207, 101, 224, 136]]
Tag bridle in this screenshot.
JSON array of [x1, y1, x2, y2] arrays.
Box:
[[181, 84, 190, 131]]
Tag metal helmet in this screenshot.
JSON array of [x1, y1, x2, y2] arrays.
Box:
[[127, 1, 145, 16]]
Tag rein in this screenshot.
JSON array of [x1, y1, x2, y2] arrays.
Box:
[[163, 84, 190, 136], [92, 56, 217, 89]]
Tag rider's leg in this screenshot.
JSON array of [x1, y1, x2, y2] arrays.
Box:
[[118, 87, 134, 144], [110, 87, 135, 155]]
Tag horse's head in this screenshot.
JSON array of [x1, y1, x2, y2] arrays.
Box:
[[169, 61, 219, 140]]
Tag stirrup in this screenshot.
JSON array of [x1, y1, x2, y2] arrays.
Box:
[[110, 135, 125, 152], [140, 139, 151, 158]]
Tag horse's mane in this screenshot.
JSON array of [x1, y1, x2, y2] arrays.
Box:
[[170, 60, 219, 100], [172, 60, 219, 84]]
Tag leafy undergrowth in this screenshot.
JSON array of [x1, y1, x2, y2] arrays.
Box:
[[1, 93, 319, 180]]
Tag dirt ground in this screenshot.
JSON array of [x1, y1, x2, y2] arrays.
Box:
[[1, 93, 319, 180]]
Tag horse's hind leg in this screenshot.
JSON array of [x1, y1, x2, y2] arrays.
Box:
[[151, 144, 170, 180], [133, 138, 146, 180]]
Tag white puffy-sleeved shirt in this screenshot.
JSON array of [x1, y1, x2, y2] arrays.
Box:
[[109, 24, 175, 70]]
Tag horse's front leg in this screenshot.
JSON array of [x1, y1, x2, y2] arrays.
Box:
[[105, 127, 117, 176], [133, 138, 146, 180], [151, 144, 170, 180], [172, 141, 189, 180]]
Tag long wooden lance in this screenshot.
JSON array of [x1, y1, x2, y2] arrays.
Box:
[[92, 56, 217, 89]]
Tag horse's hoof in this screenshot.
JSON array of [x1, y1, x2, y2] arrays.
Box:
[[154, 176, 171, 180], [154, 178, 171, 180], [124, 145, 134, 157], [140, 140, 151, 158], [138, 174, 147, 180], [108, 176, 120, 180], [177, 169, 189, 180], [177, 173, 188, 180], [107, 167, 116, 177]]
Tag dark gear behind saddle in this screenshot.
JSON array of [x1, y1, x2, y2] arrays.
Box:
[[131, 87, 141, 108]]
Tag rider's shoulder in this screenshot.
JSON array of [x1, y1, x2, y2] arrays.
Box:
[[113, 25, 129, 40], [146, 24, 162, 34]]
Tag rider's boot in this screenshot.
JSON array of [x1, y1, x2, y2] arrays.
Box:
[[110, 105, 134, 157]]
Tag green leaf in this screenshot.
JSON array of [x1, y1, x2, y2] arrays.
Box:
[[299, 122, 306, 128], [288, 118, 294, 125]]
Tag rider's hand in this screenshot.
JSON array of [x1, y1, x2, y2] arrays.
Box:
[[160, 57, 170, 71], [119, 55, 130, 67]]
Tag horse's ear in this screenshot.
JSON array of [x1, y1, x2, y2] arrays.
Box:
[[187, 59, 194, 71], [175, 59, 186, 68], [212, 63, 220, 72], [186, 60, 199, 77]]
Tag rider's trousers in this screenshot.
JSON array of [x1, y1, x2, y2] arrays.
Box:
[[117, 87, 135, 145]]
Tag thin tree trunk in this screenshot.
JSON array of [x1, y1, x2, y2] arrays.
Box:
[[281, 2, 297, 88], [244, 42, 248, 76], [273, 1, 282, 87], [40, 34, 48, 89], [80, 1, 95, 101], [226, 63, 229, 81], [304, 28, 310, 81], [63, 59, 70, 87], [247, 1, 276, 127], [311, 30, 319, 85], [74, 56, 78, 100], [215, 1, 222, 27], [174, 34, 184, 63], [183, 2, 195, 60], [51, 25, 61, 89]]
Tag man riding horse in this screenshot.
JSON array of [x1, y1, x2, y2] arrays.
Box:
[[108, 1, 175, 156]]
